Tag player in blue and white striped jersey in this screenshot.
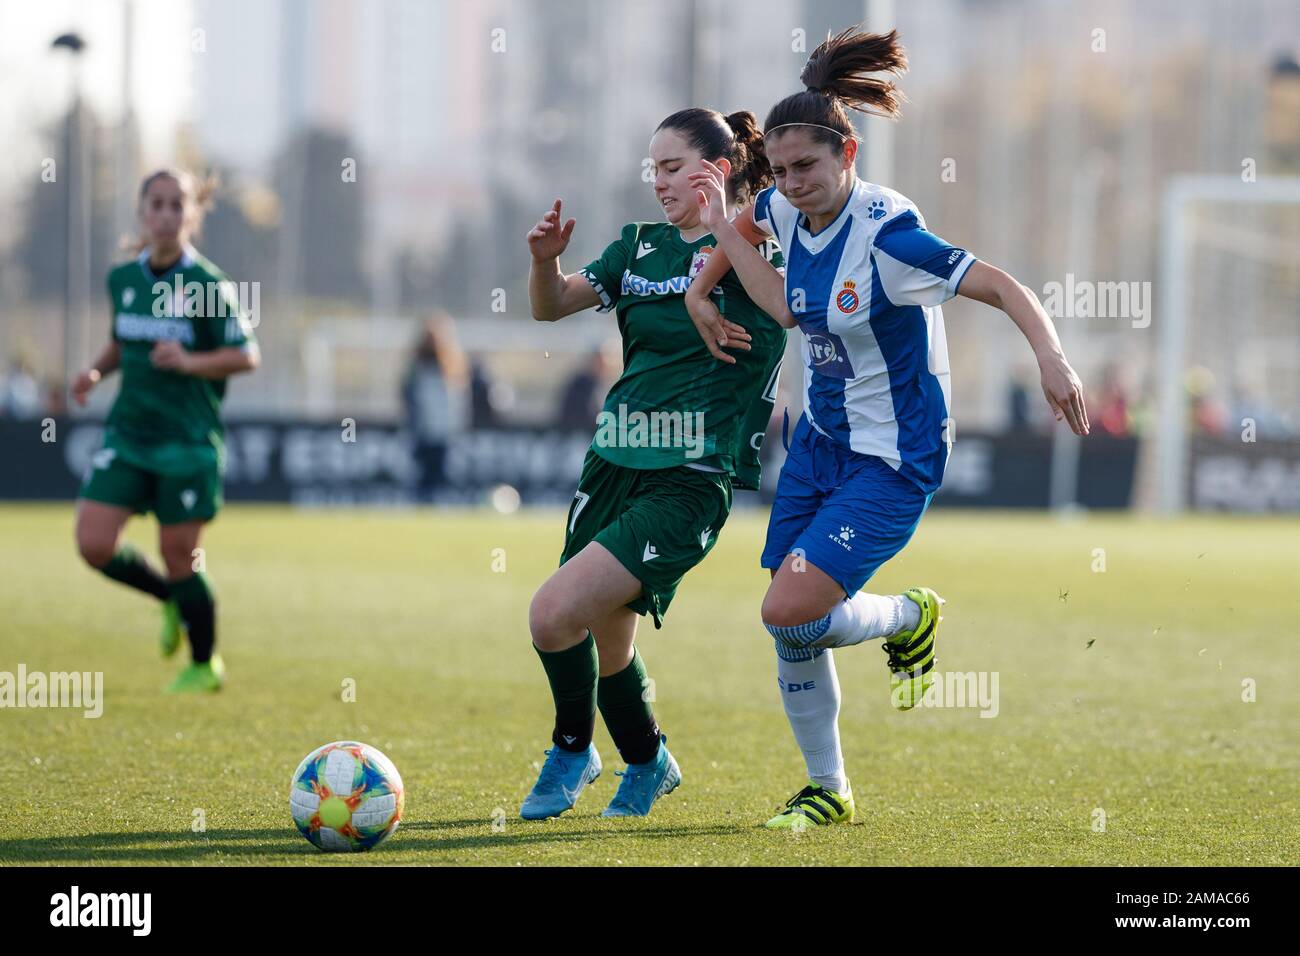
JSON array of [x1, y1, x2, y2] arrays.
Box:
[[685, 27, 1090, 829]]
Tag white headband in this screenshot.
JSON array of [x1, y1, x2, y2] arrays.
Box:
[[764, 122, 852, 139]]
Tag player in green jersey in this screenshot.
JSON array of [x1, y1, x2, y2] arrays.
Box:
[[71, 169, 260, 694], [519, 108, 787, 819]]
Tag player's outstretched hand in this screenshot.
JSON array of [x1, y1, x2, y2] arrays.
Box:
[[527, 199, 576, 262], [685, 290, 751, 365], [689, 160, 729, 231], [70, 368, 100, 406], [1039, 352, 1090, 436]]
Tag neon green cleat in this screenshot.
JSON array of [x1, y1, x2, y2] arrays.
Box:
[[159, 599, 183, 658], [765, 780, 855, 829], [165, 654, 225, 694], [885, 586, 943, 710]]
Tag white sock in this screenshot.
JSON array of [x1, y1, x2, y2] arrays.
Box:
[[775, 649, 847, 794], [897, 593, 921, 634], [820, 592, 919, 648]]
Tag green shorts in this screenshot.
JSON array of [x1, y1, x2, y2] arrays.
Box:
[[560, 449, 732, 628], [78, 432, 223, 525]]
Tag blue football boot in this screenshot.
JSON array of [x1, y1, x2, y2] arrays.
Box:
[[602, 735, 681, 818], [520, 743, 602, 820]]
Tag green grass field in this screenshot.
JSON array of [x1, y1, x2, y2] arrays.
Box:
[[2, 503, 1297, 866]]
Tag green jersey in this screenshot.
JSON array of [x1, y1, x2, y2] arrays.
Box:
[[580, 221, 786, 490], [104, 247, 255, 474]]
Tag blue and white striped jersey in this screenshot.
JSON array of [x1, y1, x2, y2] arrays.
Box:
[[753, 179, 975, 493]]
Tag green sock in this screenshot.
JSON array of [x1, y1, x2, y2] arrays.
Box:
[[598, 647, 661, 765], [169, 572, 215, 664], [100, 543, 169, 600], [535, 633, 598, 752]]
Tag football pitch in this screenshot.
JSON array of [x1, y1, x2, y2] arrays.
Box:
[[2, 503, 1296, 866]]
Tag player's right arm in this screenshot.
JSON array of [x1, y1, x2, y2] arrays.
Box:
[[687, 163, 794, 329], [72, 339, 121, 407], [527, 199, 601, 321]]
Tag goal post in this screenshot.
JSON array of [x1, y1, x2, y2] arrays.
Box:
[[1156, 174, 1300, 513]]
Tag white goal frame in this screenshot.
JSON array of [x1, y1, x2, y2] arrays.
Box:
[[1156, 174, 1300, 513]]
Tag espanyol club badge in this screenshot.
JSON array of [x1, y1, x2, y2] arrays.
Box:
[[836, 278, 859, 314], [690, 246, 714, 279]]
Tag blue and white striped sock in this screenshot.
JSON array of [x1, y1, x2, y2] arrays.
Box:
[[765, 593, 917, 657]]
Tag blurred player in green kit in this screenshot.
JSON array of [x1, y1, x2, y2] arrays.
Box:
[[521, 109, 787, 819], [71, 169, 260, 693]]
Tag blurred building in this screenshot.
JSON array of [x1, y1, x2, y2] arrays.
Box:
[[0, 0, 1296, 442]]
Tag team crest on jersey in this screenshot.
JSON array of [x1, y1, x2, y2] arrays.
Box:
[[121, 287, 135, 308], [689, 246, 714, 279], [835, 279, 859, 314]]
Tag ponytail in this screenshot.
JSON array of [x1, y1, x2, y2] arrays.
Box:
[[722, 110, 774, 205], [765, 26, 908, 148]]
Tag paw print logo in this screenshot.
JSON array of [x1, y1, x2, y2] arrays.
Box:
[[838, 526, 856, 541], [868, 198, 887, 220]]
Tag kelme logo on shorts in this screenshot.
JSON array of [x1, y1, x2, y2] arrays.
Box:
[[830, 526, 856, 551]]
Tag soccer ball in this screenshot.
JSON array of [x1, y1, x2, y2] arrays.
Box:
[[289, 741, 404, 852]]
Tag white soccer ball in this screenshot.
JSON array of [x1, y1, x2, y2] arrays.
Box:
[[288, 741, 404, 852]]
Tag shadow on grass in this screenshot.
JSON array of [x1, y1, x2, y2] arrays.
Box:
[[0, 819, 750, 863], [0, 828, 316, 863]]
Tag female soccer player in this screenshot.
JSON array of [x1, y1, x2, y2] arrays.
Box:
[[684, 28, 1090, 828], [72, 169, 259, 693], [521, 108, 786, 819]]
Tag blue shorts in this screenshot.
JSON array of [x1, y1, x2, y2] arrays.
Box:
[[761, 413, 933, 595]]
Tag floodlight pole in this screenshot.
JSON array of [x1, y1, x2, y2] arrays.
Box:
[[52, 32, 88, 399]]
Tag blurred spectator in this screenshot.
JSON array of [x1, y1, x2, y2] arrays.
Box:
[[557, 349, 610, 432], [1, 357, 42, 419], [469, 360, 515, 428], [401, 312, 469, 496], [43, 381, 68, 418], [1231, 384, 1294, 439], [1185, 366, 1228, 435], [1093, 362, 1135, 437], [1007, 364, 1038, 433]]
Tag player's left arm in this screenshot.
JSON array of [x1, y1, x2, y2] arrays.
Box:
[[957, 261, 1088, 436], [873, 211, 1088, 436]]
